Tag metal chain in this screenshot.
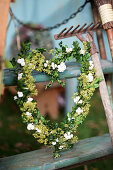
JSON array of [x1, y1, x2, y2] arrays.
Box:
[[10, 0, 90, 31]]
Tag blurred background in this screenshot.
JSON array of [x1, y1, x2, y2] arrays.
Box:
[[0, 0, 113, 169]]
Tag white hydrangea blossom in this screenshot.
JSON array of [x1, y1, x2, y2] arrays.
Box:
[[52, 141, 56, 145], [59, 145, 63, 149], [80, 49, 85, 55], [51, 62, 57, 70], [27, 123, 34, 130], [26, 112, 32, 117], [76, 107, 83, 115], [17, 58, 25, 66], [27, 97, 33, 102], [36, 128, 41, 133], [86, 73, 94, 82], [66, 48, 72, 53], [73, 96, 80, 103], [18, 73, 23, 80], [57, 62, 66, 72], [14, 96, 18, 100], [64, 132, 73, 140], [17, 91, 23, 98], [89, 61, 94, 70]]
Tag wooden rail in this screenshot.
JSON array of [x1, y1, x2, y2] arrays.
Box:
[[3, 59, 113, 86], [0, 134, 113, 170]]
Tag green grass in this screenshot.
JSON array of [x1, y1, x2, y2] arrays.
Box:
[[0, 88, 113, 169]]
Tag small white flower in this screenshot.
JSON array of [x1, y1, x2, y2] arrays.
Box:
[[17, 58, 24, 64], [68, 118, 71, 121], [56, 138, 59, 142], [51, 62, 57, 70], [14, 96, 18, 100], [76, 107, 83, 115], [24, 87, 28, 90], [36, 128, 41, 133], [26, 112, 32, 117], [64, 133, 68, 140], [59, 145, 63, 149], [89, 61, 93, 65], [89, 64, 94, 70], [44, 63, 48, 68], [66, 48, 72, 53], [78, 100, 83, 104], [27, 123, 34, 130], [21, 62, 25, 66], [17, 58, 25, 66], [89, 61, 94, 70], [58, 62, 66, 72], [70, 134, 73, 138], [17, 91, 23, 98], [86, 73, 94, 82], [18, 73, 23, 80], [80, 49, 85, 55], [27, 97, 33, 102], [46, 60, 49, 64], [52, 142, 56, 145], [74, 96, 80, 103], [64, 132, 73, 140]]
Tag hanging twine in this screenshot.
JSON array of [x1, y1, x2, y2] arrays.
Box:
[[99, 4, 113, 29]]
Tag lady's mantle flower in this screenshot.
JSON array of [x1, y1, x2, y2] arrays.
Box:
[[36, 128, 41, 133], [18, 73, 23, 80], [14, 96, 18, 100], [27, 123, 34, 130], [59, 145, 63, 149], [64, 132, 73, 140], [89, 61, 94, 70], [58, 62, 66, 72], [74, 96, 80, 103], [86, 73, 94, 82], [17, 91, 23, 98], [51, 62, 57, 70], [17, 58, 25, 66], [27, 97, 33, 102], [52, 141, 56, 145], [76, 107, 83, 115], [66, 48, 72, 53], [80, 49, 85, 55], [26, 112, 32, 117]]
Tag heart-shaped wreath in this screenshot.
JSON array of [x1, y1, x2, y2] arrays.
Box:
[[12, 41, 102, 158]]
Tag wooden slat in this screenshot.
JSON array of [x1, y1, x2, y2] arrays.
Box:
[[0, 0, 11, 95], [0, 0, 10, 56], [0, 134, 113, 169], [3, 59, 113, 86]]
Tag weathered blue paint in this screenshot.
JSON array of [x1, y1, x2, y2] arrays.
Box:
[[0, 134, 113, 170], [3, 60, 113, 86]]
